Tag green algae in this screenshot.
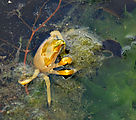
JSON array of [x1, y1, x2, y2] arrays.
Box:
[[80, 45, 136, 120], [62, 28, 104, 77]]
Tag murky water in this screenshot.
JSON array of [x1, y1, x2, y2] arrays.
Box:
[[0, 0, 136, 120]]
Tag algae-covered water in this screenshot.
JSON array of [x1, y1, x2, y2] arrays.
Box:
[[1, 0, 136, 120]]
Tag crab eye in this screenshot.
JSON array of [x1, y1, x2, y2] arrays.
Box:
[[54, 39, 65, 48], [56, 35, 59, 39]]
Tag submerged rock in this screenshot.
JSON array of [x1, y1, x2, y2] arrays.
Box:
[[62, 28, 104, 76], [102, 39, 122, 57]]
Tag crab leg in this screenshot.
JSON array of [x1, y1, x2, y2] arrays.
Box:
[[43, 75, 51, 107], [18, 69, 40, 85]]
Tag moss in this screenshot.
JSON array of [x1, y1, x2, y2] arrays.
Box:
[[62, 28, 104, 77], [2, 72, 86, 120]]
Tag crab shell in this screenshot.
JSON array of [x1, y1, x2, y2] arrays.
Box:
[[33, 31, 65, 73]]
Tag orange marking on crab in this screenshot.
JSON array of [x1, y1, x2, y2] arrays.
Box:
[[19, 31, 76, 106]]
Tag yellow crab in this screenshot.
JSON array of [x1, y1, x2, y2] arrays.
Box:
[[18, 31, 76, 106]]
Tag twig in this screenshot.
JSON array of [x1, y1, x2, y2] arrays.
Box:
[[0, 38, 19, 50], [0, 38, 35, 53], [15, 11, 32, 31], [24, 0, 62, 65], [33, 0, 50, 29]]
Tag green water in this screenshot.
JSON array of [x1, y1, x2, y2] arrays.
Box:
[[82, 49, 136, 120], [79, 5, 136, 120]]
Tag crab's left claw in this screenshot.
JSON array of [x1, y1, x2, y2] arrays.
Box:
[[18, 69, 40, 85], [56, 69, 77, 75], [58, 57, 72, 66]]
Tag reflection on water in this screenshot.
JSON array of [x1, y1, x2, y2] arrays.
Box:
[[1, 0, 136, 119]]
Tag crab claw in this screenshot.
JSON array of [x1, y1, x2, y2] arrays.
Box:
[[56, 69, 77, 75], [58, 57, 72, 66]]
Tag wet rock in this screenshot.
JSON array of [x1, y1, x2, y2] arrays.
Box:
[[62, 28, 104, 76], [102, 39, 122, 57]]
